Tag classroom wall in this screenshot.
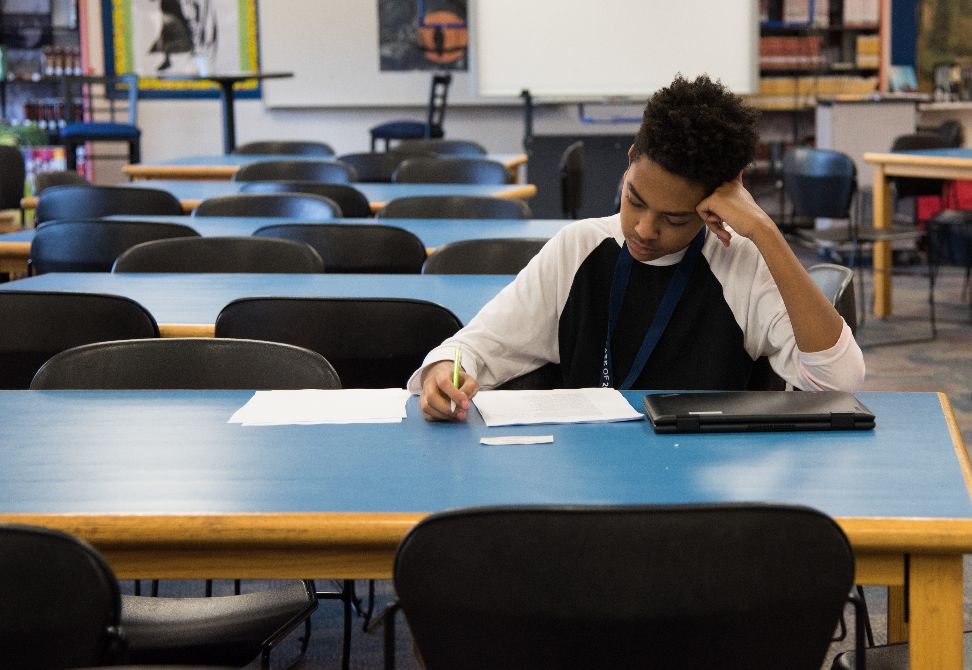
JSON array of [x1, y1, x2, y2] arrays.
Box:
[[83, 1, 640, 166]]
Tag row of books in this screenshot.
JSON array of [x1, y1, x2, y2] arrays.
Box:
[[759, 36, 825, 69], [745, 75, 879, 109], [760, 0, 879, 26]]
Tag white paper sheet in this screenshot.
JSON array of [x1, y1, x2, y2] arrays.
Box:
[[228, 389, 410, 426], [472, 388, 644, 427], [480, 435, 554, 445]]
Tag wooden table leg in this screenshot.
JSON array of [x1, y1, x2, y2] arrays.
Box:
[[908, 554, 964, 669], [887, 584, 908, 643], [871, 164, 894, 318]]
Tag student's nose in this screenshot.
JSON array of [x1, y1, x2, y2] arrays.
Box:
[[634, 211, 660, 239]]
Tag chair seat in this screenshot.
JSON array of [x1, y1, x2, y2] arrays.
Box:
[[61, 122, 141, 140], [120, 581, 316, 666], [369, 121, 443, 140]]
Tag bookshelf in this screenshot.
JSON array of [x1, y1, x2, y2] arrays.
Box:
[[746, 0, 883, 221]]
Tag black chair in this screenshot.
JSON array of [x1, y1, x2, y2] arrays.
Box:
[[422, 238, 547, 274], [239, 181, 372, 218], [559, 140, 584, 218], [191, 193, 341, 218], [392, 157, 509, 185], [377, 195, 532, 220], [336, 150, 438, 183], [808, 262, 858, 334], [0, 523, 318, 670], [393, 504, 860, 670], [233, 159, 354, 184], [0, 523, 126, 669], [369, 73, 451, 151], [254, 223, 426, 273], [0, 144, 26, 220], [234, 140, 335, 157], [29, 219, 199, 274], [215, 297, 462, 388], [112, 237, 324, 273], [30, 338, 341, 390], [784, 146, 929, 341], [59, 74, 141, 171], [394, 138, 487, 156], [36, 185, 183, 223], [0, 290, 159, 389], [34, 169, 91, 193]]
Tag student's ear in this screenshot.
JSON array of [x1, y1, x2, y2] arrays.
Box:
[[627, 145, 635, 161]]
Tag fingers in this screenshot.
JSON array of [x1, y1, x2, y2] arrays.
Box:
[[705, 217, 732, 247], [419, 366, 477, 422]]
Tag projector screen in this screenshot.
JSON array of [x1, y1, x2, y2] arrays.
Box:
[[471, 0, 759, 99]]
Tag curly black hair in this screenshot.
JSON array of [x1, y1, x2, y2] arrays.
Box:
[[632, 74, 759, 192]]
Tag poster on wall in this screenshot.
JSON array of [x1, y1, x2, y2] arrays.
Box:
[[378, 0, 468, 71], [916, 0, 972, 100], [101, 0, 261, 98]]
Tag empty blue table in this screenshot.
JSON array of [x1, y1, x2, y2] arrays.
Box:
[[0, 272, 514, 336]]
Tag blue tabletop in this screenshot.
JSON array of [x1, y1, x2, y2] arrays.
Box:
[[896, 148, 972, 158], [0, 217, 572, 249], [129, 180, 532, 204], [0, 390, 966, 519], [0, 273, 513, 326], [148, 152, 523, 166], [88, 215, 571, 248]]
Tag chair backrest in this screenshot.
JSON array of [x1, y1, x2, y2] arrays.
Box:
[[392, 157, 509, 185], [395, 138, 487, 156], [933, 119, 963, 147], [394, 504, 854, 670], [0, 524, 123, 669], [233, 140, 335, 157], [559, 140, 584, 218], [781, 147, 857, 220], [233, 159, 354, 184], [34, 169, 91, 194], [30, 338, 341, 390], [377, 195, 532, 219], [253, 223, 426, 273], [336, 150, 439, 183], [890, 132, 953, 199], [64, 73, 139, 126], [30, 219, 200, 273], [807, 262, 857, 334], [112, 236, 324, 273], [422, 238, 547, 274], [215, 297, 462, 388], [426, 73, 452, 131], [36, 185, 183, 223], [0, 290, 159, 389], [239, 181, 373, 218], [191, 193, 341, 218], [0, 144, 26, 210]]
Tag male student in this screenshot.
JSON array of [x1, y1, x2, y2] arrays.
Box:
[[410, 74, 865, 421]]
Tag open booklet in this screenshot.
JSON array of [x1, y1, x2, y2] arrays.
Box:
[[472, 388, 644, 427], [228, 389, 410, 426]]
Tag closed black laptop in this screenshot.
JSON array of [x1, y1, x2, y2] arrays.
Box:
[[643, 391, 875, 434]]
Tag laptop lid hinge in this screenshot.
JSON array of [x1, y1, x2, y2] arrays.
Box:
[[830, 412, 856, 430], [675, 415, 701, 432]]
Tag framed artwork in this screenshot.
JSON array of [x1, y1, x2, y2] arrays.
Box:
[[101, 0, 261, 98], [378, 0, 468, 72], [916, 0, 972, 97]]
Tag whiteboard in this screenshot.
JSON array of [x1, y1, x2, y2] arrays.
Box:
[[470, 0, 759, 98], [258, 2, 499, 108]]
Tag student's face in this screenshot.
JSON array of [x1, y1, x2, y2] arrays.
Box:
[[619, 154, 708, 262]]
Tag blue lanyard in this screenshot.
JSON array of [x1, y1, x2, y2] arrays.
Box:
[[601, 228, 706, 389]]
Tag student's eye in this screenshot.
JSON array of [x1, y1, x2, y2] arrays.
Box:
[[625, 194, 644, 209], [665, 218, 691, 227]]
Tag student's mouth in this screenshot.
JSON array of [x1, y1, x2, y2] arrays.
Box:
[[627, 239, 656, 258]]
